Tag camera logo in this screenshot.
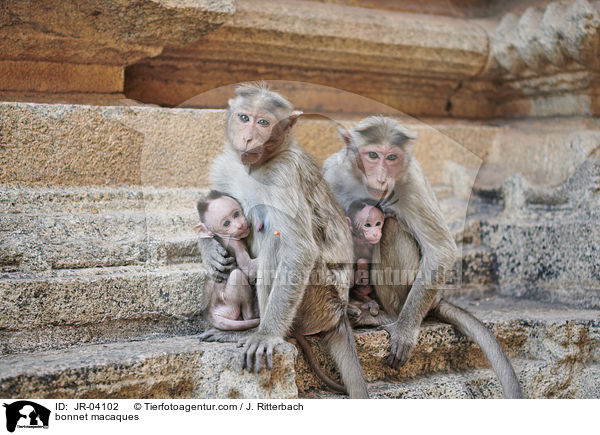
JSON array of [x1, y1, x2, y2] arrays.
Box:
[[3, 401, 50, 432]]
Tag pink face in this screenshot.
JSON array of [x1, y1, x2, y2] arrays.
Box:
[[359, 144, 406, 199], [229, 107, 282, 165], [354, 205, 384, 244], [204, 196, 250, 239]]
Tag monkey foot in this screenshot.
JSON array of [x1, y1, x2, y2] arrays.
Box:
[[364, 300, 380, 316], [198, 328, 253, 343]]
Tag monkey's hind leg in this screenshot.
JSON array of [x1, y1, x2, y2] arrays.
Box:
[[322, 316, 369, 398], [432, 299, 523, 399]]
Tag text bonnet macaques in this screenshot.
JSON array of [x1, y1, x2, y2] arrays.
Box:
[[194, 190, 259, 331], [197, 83, 368, 398], [323, 116, 523, 398], [346, 199, 385, 316]]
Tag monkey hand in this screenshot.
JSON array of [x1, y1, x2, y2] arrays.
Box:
[[380, 321, 419, 370], [198, 237, 235, 282], [246, 258, 258, 284], [237, 332, 285, 374]]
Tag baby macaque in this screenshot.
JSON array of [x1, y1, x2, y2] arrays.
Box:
[[194, 190, 259, 331], [346, 199, 384, 316]]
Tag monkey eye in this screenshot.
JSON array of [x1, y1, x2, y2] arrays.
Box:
[[365, 223, 372, 227], [233, 211, 240, 218], [386, 154, 398, 161], [223, 220, 231, 227], [257, 119, 270, 126], [376, 221, 381, 226], [368, 152, 379, 159], [238, 114, 250, 123]]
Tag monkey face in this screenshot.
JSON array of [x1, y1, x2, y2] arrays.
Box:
[[204, 196, 250, 239], [229, 109, 283, 165], [358, 144, 406, 199], [354, 205, 384, 244]]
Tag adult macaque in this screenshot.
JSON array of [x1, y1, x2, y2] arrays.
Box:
[[194, 190, 259, 331], [346, 199, 384, 316], [323, 116, 523, 398], [198, 84, 368, 398]]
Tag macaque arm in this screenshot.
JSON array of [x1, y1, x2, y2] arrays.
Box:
[[399, 178, 457, 326], [228, 240, 257, 283], [202, 151, 240, 275], [228, 239, 253, 270], [259, 206, 317, 336], [386, 164, 457, 368], [240, 198, 318, 373]]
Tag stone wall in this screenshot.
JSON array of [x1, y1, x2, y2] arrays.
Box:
[[3, 0, 600, 118]]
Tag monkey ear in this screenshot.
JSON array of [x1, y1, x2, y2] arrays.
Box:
[[399, 127, 418, 142], [193, 222, 214, 238], [345, 216, 353, 231], [286, 111, 303, 131], [337, 127, 353, 149]]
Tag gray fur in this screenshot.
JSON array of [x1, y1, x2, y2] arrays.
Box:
[[323, 116, 523, 398], [202, 85, 369, 398]]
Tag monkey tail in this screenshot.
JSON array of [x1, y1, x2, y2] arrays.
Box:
[[432, 299, 524, 399], [293, 333, 348, 395]]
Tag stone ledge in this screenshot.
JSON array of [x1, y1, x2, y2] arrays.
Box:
[[0, 188, 477, 273], [125, 0, 489, 114], [294, 296, 600, 393], [2, 296, 597, 399], [0, 209, 201, 272], [1, 0, 235, 66], [301, 360, 600, 399], [481, 218, 600, 309], [3, 103, 599, 189], [0, 264, 208, 332], [0, 61, 123, 94], [0, 336, 298, 399], [0, 0, 234, 104], [0, 102, 484, 187]]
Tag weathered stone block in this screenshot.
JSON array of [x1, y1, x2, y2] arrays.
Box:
[[0, 337, 298, 399]]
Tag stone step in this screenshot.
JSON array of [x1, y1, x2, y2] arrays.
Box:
[[0, 207, 201, 272], [0, 187, 487, 275], [300, 360, 600, 399], [479, 215, 600, 310], [294, 296, 600, 394], [0, 336, 298, 399], [1, 296, 598, 399], [3, 102, 599, 190], [0, 244, 500, 354], [0, 186, 204, 214], [0, 101, 482, 189], [459, 245, 495, 286], [0, 264, 209, 355]]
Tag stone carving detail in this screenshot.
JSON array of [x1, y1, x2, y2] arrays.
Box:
[[490, 0, 600, 75]]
